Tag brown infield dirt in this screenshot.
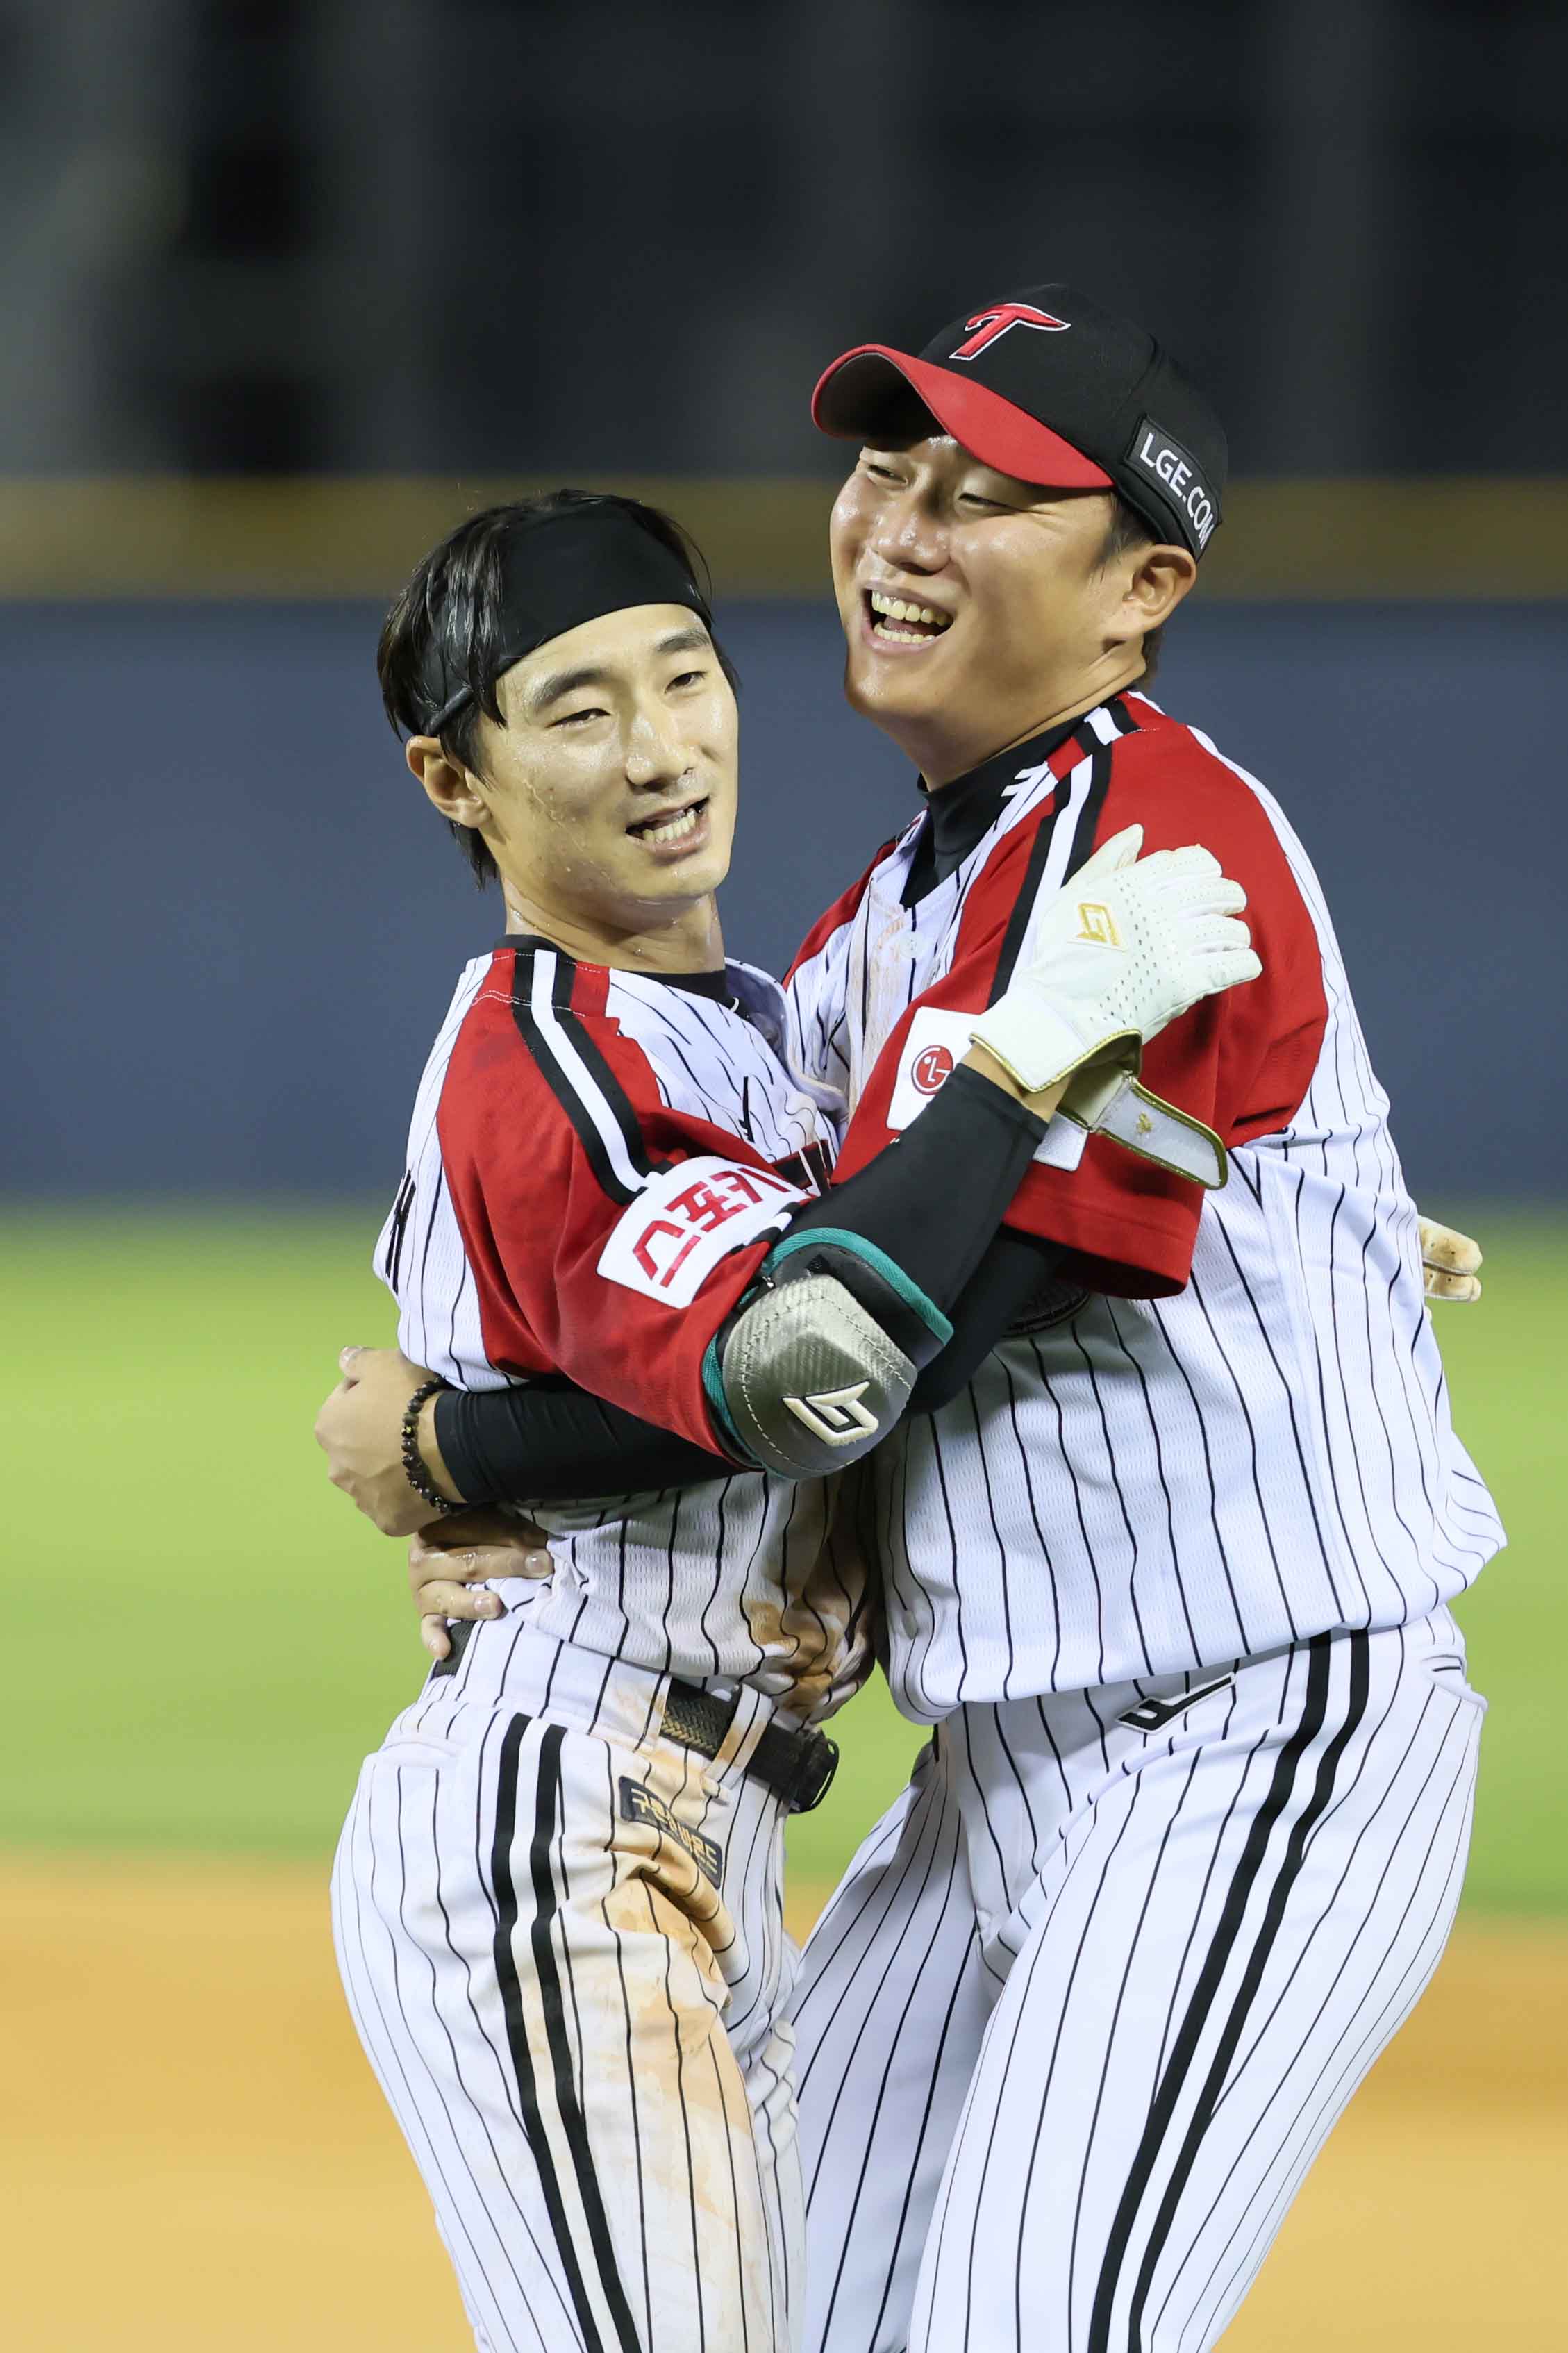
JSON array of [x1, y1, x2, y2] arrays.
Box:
[[2, 1852, 1560, 2351]]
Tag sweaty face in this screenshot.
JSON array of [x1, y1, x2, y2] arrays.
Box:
[[829, 435, 1131, 779], [471, 604, 738, 934]]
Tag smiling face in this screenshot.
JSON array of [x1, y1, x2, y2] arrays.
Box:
[[411, 602, 739, 967], [829, 431, 1194, 785]]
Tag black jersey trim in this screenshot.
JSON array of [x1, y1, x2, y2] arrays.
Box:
[[383, 1167, 415, 1286], [490, 1713, 639, 2353], [497, 930, 734, 1004], [507, 945, 655, 1208], [1087, 1633, 1367, 2353], [987, 729, 1115, 1003], [546, 951, 661, 1181]]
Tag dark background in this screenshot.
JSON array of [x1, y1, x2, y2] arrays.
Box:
[[1, 0, 1563, 1206], [5, 0, 1566, 478]]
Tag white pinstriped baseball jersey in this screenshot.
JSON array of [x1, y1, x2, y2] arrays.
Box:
[[374, 936, 869, 1724], [785, 692, 1503, 1715]]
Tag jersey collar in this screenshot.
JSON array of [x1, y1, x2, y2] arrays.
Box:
[[494, 930, 735, 1004], [904, 713, 1081, 904], [903, 695, 1142, 906]]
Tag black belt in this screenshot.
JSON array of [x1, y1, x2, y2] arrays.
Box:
[[660, 1679, 839, 1814]]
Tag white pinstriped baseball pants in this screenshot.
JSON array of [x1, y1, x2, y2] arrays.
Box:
[[792, 1607, 1483, 2353], [331, 1629, 803, 2352]]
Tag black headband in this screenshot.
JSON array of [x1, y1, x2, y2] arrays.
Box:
[[419, 506, 710, 735]]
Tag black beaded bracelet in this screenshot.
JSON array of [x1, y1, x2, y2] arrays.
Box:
[[401, 1377, 462, 1515]]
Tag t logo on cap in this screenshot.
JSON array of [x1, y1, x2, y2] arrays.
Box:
[[811, 280, 1226, 560], [950, 301, 1070, 362]]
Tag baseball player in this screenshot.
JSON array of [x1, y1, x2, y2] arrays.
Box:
[[331, 290, 1501, 2353], [324, 486, 1260, 2353], [774, 285, 1506, 2353]]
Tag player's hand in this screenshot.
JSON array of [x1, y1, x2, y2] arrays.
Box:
[[1417, 1215, 1483, 1304], [410, 1512, 555, 1663], [967, 826, 1262, 1095], [315, 1344, 460, 1535]]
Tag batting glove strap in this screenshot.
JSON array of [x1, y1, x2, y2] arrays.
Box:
[[1058, 1068, 1228, 1189]]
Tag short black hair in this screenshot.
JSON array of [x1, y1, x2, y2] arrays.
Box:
[[1099, 494, 1167, 685], [377, 489, 735, 887]]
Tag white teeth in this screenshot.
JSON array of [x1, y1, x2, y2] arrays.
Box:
[[868, 589, 951, 633], [637, 803, 702, 845]]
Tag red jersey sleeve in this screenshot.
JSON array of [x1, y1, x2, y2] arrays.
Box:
[[833, 716, 1328, 1297], [436, 949, 812, 1448]]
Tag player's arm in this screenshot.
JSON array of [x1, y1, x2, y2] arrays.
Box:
[[335, 1182, 1481, 1544], [834, 736, 1324, 1299], [708, 825, 1258, 1470], [314, 1339, 733, 1533], [320, 834, 1256, 1513], [317, 1040, 1069, 1530], [317, 961, 1083, 1526], [468, 831, 1252, 1482]]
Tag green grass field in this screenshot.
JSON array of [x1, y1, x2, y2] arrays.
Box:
[[3, 1206, 1563, 1911]]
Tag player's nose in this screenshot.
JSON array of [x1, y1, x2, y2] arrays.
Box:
[[865, 487, 947, 575], [622, 699, 688, 787]]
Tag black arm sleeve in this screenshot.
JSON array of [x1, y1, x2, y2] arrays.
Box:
[[906, 1227, 1081, 1412], [781, 1064, 1052, 1320], [438, 1065, 1062, 1503], [437, 1221, 1077, 1504], [435, 1381, 728, 1507]]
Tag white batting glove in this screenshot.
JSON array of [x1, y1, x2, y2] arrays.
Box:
[[968, 824, 1262, 1095]]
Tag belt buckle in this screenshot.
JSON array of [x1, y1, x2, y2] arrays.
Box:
[[790, 1731, 839, 1813], [662, 1680, 739, 1759]]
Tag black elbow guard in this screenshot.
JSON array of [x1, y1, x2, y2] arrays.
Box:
[[704, 1230, 952, 1478]]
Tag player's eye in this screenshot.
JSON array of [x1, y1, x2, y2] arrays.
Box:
[[861, 458, 905, 484], [667, 669, 706, 692], [959, 491, 1010, 511], [552, 705, 609, 729]]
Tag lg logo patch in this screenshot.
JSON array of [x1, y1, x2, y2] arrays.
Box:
[[887, 1008, 974, 1132], [912, 1042, 954, 1096]]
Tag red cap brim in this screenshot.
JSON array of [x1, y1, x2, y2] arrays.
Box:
[[811, 345, 1112, 492]]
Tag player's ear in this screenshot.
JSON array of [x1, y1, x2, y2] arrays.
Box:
[[407, 735, 487, 832], [1116, 542, 1196, 643]]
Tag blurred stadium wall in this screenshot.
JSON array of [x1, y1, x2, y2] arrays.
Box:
[[0, 501, 1560, 1202], [5, 0, 1566, 1206], [3, 0, 1565, 1204]]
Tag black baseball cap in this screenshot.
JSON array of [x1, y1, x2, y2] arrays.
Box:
[[812, 283, 1226, 560]]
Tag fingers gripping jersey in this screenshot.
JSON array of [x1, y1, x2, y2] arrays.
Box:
[[785, 694, 1503, 1713], [376, 938, 870, 1721]]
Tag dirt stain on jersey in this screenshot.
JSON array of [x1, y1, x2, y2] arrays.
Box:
[[746, 1464, 880, 1716]]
